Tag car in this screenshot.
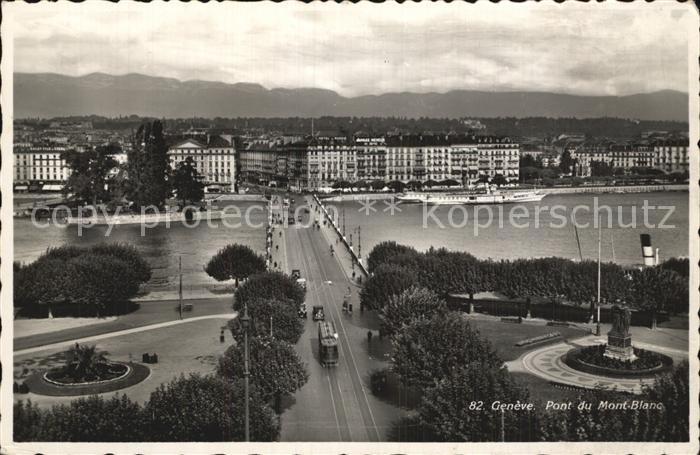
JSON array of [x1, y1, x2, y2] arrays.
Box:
[[296, 278, 307, 290], [312, 305, 325, 321], [298, 303, 307, 318], [291, 269, 301, 279], [288, 216, 295, 225]]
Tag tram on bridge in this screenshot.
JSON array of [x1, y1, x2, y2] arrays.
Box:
[[318, 321, 339, 367]]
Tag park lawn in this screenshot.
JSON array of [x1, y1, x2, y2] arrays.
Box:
[[467, 318, 589, 362], [14, 317, 117, 338]]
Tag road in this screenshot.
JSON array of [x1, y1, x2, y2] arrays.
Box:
[[14, 297, 233, 351], [277, 196, 400, 442]]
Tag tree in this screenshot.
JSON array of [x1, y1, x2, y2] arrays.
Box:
[[387, 180, 406, 193], [15, 395, 146, 442], [379, 286, 447, 336], [369, 179, 386, 190], [630, 266, 686, 328], [145, 374, 279, 441], [228, 298, 303, 344], [218, 337, 309, 410], [660, 257, 689, 278], [205, 244, 267, 282], [14, 244, 151, 317], [538, 362, 689, 442], [233, 271, 305, 312], [124, 121, 171, 210], [491, 174, 507, 186], [62, 146, 118, 206], [590, 160, 614, 177], [89, 243, 152, 282], [559, 149, 574, 174], [640, 360, 689, 441], [391, 313, 501, 389], [366, 241, 420, 273], [419, 364, 538, 442], [360, 264, 419, 311], [63, 343, 107, 382], [171, 156, 204, 207]]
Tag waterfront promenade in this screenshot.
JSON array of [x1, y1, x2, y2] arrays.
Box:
[[319, 183, 688, 202]]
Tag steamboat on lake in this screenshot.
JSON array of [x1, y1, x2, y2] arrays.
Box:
[[397, 186, 546, 205]]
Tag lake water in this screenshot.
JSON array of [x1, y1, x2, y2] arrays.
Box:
[[325, 192, 689, 265], [13, 192, 689, 294], [13, 202, 268, 295]]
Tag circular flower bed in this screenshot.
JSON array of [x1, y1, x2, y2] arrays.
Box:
[[564, 344, 673, 378], [23, 362, 151, 397], [44, 362, 130, 386]]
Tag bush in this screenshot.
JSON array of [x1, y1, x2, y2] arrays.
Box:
[[233, 271, 305, 312], [564, 345, 673, 377], [205, 243, 266, 281]]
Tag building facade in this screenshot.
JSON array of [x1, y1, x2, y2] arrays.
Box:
[[238, 133, 520, 190], [13, 146, 71, 188], [239, 140, 308, 191], [167, 135, 236, 190], [653, 138, 689, 173]]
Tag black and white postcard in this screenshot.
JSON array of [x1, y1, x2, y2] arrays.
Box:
[[1, 2, 697, 454]]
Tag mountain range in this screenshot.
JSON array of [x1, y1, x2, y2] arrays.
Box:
[[13, 72, 689, 121]]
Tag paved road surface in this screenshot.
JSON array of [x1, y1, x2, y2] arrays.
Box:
[[15, 313, 237, 356], [279, 196, 400, 442], [14, 297, 232, 351]]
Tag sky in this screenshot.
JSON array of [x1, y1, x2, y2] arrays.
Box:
[[6, 1, 694, 97]]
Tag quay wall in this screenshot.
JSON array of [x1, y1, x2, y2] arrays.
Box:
[[313, 194, 369, 279], [537, 184, 687, 195], [319, 184, 688, 202]]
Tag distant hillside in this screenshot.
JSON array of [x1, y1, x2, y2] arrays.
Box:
[[14, 72, 689, 121]]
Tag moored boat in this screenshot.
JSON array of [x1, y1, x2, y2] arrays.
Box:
[[397, 187, 546, 205]]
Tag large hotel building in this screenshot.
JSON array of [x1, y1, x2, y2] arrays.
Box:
[[240, 134, 521, 191]]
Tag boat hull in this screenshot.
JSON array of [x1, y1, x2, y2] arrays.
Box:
[[397, 191, 546, 205]]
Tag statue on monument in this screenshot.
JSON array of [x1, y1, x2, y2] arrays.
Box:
[[605, 305, 636, 361], [610, 305, 631, 336]]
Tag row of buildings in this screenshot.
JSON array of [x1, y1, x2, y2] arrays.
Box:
[[570, 138, 689, 177], [521, 135, 689, 177], [239, 133, 520, 191], [13, 129, 690, 193], [13, 133, 237, 192]]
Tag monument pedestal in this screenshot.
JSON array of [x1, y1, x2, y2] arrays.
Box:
[[604, 333, 637, 362]]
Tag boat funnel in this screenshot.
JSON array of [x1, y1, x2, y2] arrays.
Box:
[[640, 234, 655, 267]]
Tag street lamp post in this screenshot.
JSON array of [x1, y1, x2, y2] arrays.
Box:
[[178, 256, 183, 320], [240, 302, 251, 441], [596, 215, 602, 336]]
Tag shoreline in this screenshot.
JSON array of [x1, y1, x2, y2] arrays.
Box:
[[319, 184, 688, 201]]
